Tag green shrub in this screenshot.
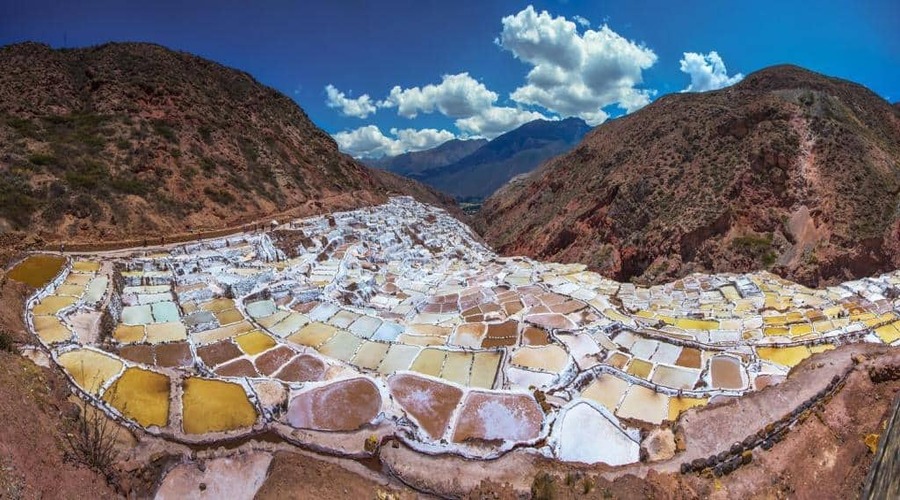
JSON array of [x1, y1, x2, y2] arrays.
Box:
[[151, 119, 177, 143], [203, 187, 236, 205], [28, 153, 56, 166]]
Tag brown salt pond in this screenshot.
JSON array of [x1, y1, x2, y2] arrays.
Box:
[[103, 367, 170, 427], [286, 377, 381, 431], [709, 355, 745, 389], [181, 378, 257, 434], [389, 373, 463, 439], [7, 254, 66, 288], [272, 354, 325, 382], [452, 392, 543, 443], [674, 347, 702, 369]]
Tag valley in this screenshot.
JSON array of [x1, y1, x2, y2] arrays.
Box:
[[6, 197, 899, 497]]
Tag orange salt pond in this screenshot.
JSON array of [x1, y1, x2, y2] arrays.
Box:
[[103, 367, 170, 427], [7, 254, 66, 288], [57, 349, 124, 395], [181, 378, 257, 434], [389, 373, 463, 439], [452, 392, 543, 443], [286, 377, 381, 431]]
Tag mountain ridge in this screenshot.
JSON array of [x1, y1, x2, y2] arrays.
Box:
[[398, 117, 591, 200], [477, 64, 900, 287]]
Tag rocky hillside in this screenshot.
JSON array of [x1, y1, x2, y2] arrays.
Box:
[[0, 42, 454, 244], [477, 65, 900, 286], [366, 138, 487, 176]]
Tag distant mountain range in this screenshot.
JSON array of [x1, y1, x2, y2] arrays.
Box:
[[366, 138, 487, 177], [367, 117, 592, 200]]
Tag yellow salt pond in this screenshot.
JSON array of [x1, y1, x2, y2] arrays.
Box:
[[7, 254, 66, 288], [33, 315, 72, 344], [181, 378, 257, 434], [875, 321, 900, 344], [33, 295, 78, 315], [201, 298, 236, 313], [469, 351, 501, 389], [58, 349, 124, 395], [287, 322, 337, 348], [410, 348, 446, 377], [71, 261, 101, 273], [756, 345, 811, 367], [616, 385, 669, 424], [667, 396, 707, 421], [113, 324, 146, 343], [626, 358, 653, 379], [215, 308, 245, 326], [103, 367, 170, 427], [440, 351, 472, 385], [351, 341, 391, 369], [145, 322, 188, 343], [235, 330, 277, 355]]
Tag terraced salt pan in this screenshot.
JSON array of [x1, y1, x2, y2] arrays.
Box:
[[18, 197, 900, 464], [555, 401, 639, 465]]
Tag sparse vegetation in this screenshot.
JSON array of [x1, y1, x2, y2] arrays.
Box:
[[65, 405, 119, 475], [531, 472, 555, 500], [151, 119, 177, 143], [0, 328, 15, 352], [203, 187, 236, 205]]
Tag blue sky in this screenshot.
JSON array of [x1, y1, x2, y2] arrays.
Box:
[[2, 0, 898, 157]]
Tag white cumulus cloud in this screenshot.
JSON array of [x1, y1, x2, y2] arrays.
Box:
[[455, 107, 549, 138], [572, 15, 591, 28], [332, 125, 455, 158], [679, 51, 743, 92], [497, 5, 657, 125], [324, 84, 378, 118], [378, 73, 498, 119], [377, 72, 548, 139]]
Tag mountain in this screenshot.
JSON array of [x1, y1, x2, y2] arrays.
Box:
[[477, 65, 900, 287], [0, 42, 455, 244], [366, 138, 487, 176], [385, 117, 590, 200]]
